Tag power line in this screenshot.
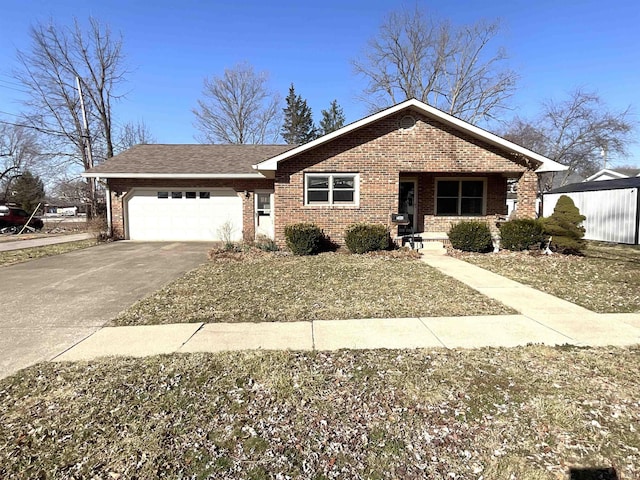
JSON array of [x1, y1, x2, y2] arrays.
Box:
[[0, 115, 68, 138]]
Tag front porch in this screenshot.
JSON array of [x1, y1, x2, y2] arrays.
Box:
[[393, 170, 537, 242]]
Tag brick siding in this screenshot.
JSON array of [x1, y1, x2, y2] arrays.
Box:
[[274, 111, 533, 246], [105, 110, 540, 245]]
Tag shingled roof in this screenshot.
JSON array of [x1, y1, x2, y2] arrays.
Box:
[[84, 144, 295, 178]]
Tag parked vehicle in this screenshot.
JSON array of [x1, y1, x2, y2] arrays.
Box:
[[0, 205, 44, 233]]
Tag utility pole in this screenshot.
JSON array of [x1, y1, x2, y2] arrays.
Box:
[[76, 76, 96, 218]]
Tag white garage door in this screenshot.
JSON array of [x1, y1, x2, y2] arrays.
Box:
[[126, 189, 243, 241]]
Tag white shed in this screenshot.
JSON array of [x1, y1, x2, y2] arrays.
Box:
[[542, 177, 640, 245]]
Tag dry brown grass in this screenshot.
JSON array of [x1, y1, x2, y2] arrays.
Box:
[[0, 239, 99, 267], [112, 252, 513, 326], [457, 242, 640, 313], [1, 346, 638, 479]]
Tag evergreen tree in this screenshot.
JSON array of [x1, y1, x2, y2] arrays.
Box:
[[10, 170, 45, 213], [541, 195, 586, 254], [281, 84, 316, 144], [318, 99, 346, 136]]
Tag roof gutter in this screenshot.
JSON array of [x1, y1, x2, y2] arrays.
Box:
[[81, 172, 268, 179]]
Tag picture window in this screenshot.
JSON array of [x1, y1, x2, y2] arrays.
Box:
[[305, 173, 358, 206], [436, 179, 485, 216]]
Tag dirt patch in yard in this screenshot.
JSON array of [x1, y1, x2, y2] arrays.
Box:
[[456, 242, 640, 313], [112, 252, 514, 325], [1, 346, 638, 479]]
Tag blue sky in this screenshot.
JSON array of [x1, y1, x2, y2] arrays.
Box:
[[0, 0, 639, 167]]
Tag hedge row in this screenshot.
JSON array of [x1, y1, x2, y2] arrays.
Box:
[[447, 196, 586, 254], [284, 222, 390, 255]]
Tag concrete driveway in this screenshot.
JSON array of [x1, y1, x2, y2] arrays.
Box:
[[0, 241, 213, 379]]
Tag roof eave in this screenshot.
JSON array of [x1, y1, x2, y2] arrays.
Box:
[[253, 98, 568, 174], [81, 172, 267, 179]]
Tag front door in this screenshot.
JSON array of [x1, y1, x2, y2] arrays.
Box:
[[255, 191, 274, 239], [398, 180, 417, 235]]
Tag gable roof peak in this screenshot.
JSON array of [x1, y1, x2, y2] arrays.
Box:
[[253, 98, 567, 174]]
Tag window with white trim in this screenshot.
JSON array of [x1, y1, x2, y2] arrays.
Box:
[[305, 173, 358, 206], [436, 179, 485, 216]]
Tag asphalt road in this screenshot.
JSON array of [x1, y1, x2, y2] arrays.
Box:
[[0, 241, 213, 379]]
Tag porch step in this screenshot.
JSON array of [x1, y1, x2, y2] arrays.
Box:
[[419, 241, 447, 255]]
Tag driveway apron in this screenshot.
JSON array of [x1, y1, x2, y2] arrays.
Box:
[[0, 241, 212, 379]]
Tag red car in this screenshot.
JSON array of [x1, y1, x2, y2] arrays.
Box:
[[0, 205, 44, 233]]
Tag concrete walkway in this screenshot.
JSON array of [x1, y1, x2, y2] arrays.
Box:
[[0, 232, 94, 251], [53, 252, 640, 363]]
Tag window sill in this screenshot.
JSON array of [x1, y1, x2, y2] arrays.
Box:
[[303, 204, 360, 209]]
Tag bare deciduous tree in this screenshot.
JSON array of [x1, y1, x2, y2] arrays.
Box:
[[193, 62, 281, 144], [14, 17, 127, 215], [503, 89, 635, 186], [0, 123, 43, 201], [116, 119, 156, 153], [353, 7, 517, 123]]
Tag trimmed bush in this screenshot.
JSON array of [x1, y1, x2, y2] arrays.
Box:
[[499, 218, 546, 251], [344, 223, 390, 254], [284, 223, 323, 255], [447, 220, 493, 253], [540, 195, 586, 254]]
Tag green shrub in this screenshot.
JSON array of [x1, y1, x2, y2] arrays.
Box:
[[499, 218, 546, 251], [284, 223, 323, 255], [540, 195, 586, 254], [344, 223, 390, 254], [447, 220, 493, 253]]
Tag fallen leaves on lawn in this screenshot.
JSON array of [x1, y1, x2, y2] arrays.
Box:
[[454, 243, 640, 313], [113, 253, 513, 326], [0, 347, 638, 478]]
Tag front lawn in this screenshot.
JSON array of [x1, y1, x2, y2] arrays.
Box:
[[0, 239, 99, 267], [113, 252, 513, 326], [458, 243, 640, 313], [1, 347, 638, 479]]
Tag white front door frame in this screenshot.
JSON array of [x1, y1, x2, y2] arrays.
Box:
[[254, 189, 275, 239]]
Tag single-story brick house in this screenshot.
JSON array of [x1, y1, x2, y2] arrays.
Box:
[[83, 99, 567, 246]]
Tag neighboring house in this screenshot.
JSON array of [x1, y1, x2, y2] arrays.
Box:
[[83, 99, 567, 246], [44, 198, 84, 216], [584, 167, 640, 182], [543, 177, 640, 245]]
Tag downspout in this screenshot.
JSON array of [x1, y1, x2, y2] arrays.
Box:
[[103, 178, 113, 237]]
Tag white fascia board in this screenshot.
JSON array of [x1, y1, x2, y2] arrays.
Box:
[[253, 98, 568, 174], [253, 100, 418, 171], [584, 169, 626, 182], [534, 162, 569, 173], [81, 172, 267, 179]]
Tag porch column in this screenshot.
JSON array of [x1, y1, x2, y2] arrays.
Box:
[[515, 169, 538, 218]]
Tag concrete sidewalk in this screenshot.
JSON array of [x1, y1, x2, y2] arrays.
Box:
[[0, 232, 94, 252], [53, 251, 640, 363]]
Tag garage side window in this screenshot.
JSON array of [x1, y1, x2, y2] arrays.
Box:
[[199, 192, 210, 199], [305, 173, 358, 206], [157, 191, 168, 199], [171, 191, 182, 199]]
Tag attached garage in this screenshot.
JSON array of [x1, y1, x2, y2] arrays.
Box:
[[125, 188, 243, 241], [83, 144, 293, 242]]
